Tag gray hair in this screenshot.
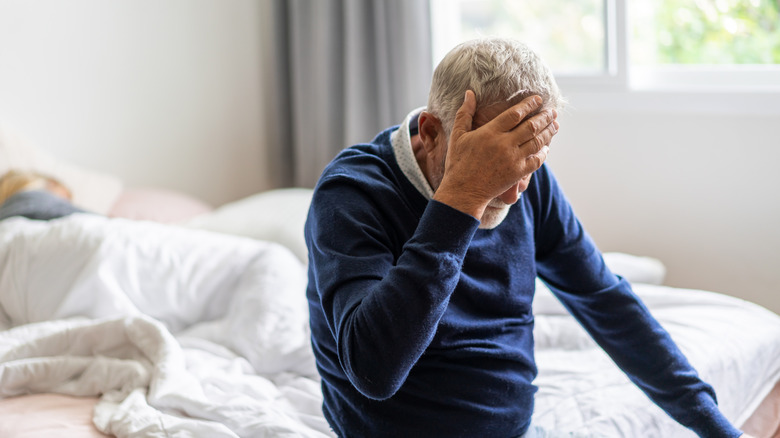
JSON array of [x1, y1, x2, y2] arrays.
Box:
[[427, 37, 565, 135]]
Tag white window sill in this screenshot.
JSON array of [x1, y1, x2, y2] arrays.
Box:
[[556, 66, 780, 116], [559, 88, 780, 116]]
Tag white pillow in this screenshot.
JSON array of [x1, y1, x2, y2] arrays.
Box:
[[602, 252, 667, 285], [185, 188, 314, 263], [0, 122, 123, 214], [533, 253, 667, 316]]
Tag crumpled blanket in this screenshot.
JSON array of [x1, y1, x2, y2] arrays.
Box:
[[0, 214, 334, 437]]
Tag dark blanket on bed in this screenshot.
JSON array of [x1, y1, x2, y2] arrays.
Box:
[[0, 190, 86, 222]]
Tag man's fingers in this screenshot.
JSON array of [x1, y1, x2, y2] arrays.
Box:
[[524, 145, 550, 172], [489, 95, 544, 132], [451, 90, 477, 138], [518, 119, 558, 155], [512, 108, 557, 143]]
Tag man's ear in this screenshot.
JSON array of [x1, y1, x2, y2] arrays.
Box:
[[417, 111, 442, 154]]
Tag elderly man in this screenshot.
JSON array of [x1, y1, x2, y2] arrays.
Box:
[[305, 38, 749, 438]]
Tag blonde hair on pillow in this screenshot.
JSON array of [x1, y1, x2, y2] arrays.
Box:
[[0, 169, 72, 205]]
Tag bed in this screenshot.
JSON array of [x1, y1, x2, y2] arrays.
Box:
[[1, 125, 779, 437]]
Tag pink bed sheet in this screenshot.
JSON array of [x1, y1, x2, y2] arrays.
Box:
[[0, 394, 107, 438], [742, 381, 780, 438], [1, 384, 779, 438]]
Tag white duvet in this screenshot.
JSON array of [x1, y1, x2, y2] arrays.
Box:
[[532, 280, 780, 436], [1, 214, 779, 437], [0, 214, 333, 437]]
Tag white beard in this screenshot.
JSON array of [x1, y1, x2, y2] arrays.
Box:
[[478, 198, 512, 229]]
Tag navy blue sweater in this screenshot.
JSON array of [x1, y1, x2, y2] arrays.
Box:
[[305, 126, 741, 438]]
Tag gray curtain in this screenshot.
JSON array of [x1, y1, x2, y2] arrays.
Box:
[[264, 0, 432, 188]]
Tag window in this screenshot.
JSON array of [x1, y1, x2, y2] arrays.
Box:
[[430, 0, 780, 93], [630, 0, 780, 90], [631, 0, 780, 66], [431, 0, 607, 74]]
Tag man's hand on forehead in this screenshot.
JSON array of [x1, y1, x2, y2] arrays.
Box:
[[475, 90, 547, 128], [432, 90, 559, 222], [484, 93, 557, 138]]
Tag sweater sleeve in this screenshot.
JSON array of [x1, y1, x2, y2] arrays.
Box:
[[306, 175, 479, 400], [532, 165, 742, 438]]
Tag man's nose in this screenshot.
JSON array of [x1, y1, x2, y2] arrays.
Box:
[[497, 182, 521, 205]]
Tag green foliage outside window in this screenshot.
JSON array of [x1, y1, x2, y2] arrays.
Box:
[[635, 0, 780, 64]]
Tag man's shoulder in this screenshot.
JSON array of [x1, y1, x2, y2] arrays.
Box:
[[310, 125, 427, 224], [321, 145, 390, 186], [317, 127, 402, 188]]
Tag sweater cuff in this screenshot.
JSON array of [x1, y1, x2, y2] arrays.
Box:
[[685, 391, 743, 438], [414, 200, 479, 259]]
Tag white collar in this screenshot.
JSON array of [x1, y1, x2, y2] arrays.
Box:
[[390, 107, 434, 200]]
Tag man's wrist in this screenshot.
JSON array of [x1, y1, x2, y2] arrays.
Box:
[[432, 184, 487, 221]]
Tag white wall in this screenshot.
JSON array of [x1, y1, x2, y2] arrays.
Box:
[[549, 92, 780, 314], [0, 0, 268, 206]]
